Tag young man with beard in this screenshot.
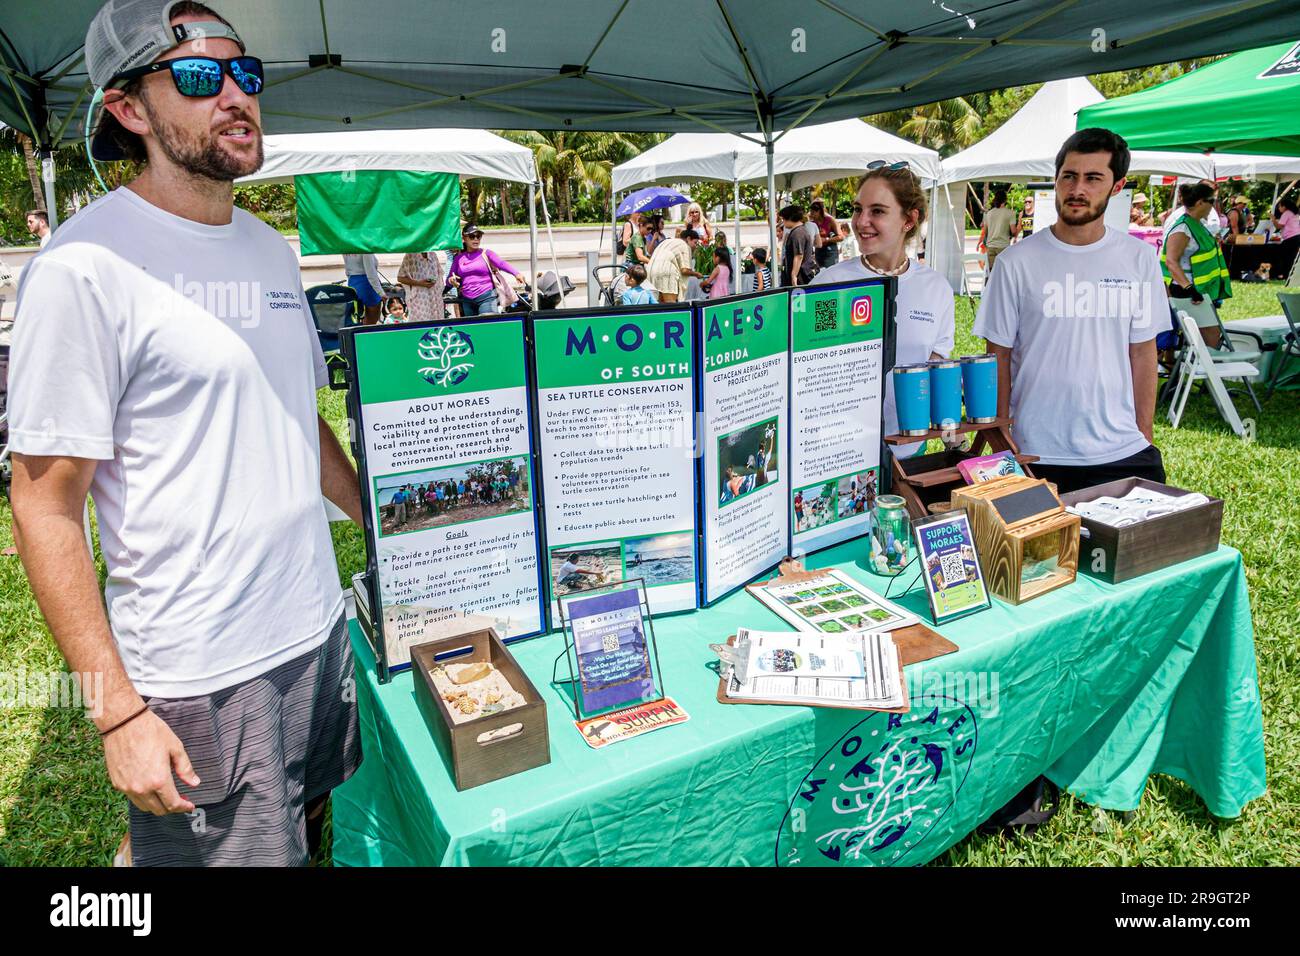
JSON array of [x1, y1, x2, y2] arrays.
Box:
[[972, 129, 1166, 494], [8, 0, 363, 865]]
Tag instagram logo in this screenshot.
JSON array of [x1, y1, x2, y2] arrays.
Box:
[[850, 296, 872, 326]]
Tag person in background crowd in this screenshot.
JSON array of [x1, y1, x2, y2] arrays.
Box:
[[1163, 181, 1231, 349], [779, 205, 816, 286], [1018, 194, 1035, 238], [646, 214, 666, 255], [684, 202, 713, 242], [624, 217, 652, 269], [704, 245, 732, 299], [343, 252, 384, 325], [448, 224, 523, 317], [647, 227, 703, 303], [620, 263, 657, 305], [384, 297, 407, 323], [1129, 192, 1153, 226], [25, 210, 51, 248], [751, 247, 773, 291], [812, 164, 955, 459], [809, 199, 840, 269], [1162, 179, 1223, 240], [9, 0, 362, 868], [1270, 197, 1300, 278], [398, 249, 445, 323], [979, 189, 1018, 274], [1226, 194, 1251, 240], [974, 128, 1166, 495], [619, 210, 642, 257], [837, 219, 859, 260]]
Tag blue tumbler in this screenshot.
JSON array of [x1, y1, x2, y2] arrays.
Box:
[[928, 360, 963, 430], [892, 365, 931, 436], [961, 354, 998, 423]]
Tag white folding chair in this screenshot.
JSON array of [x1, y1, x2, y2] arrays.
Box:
[[1168, 309, 1261, 437]]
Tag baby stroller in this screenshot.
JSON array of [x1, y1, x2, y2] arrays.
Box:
[[532, 270, 575, 311], [591, 264, 629, 308]]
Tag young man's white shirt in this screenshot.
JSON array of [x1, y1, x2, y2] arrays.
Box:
[[972, 226, 1163, 467], [9, 187, 343, 698], [811, 256, 956, 456]]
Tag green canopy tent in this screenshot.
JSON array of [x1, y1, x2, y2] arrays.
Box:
[[1077, 40, 1300, 155], [4, 0, 1300, 255]]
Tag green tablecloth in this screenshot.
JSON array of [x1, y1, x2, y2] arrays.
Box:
[[332, 542, 1265, 867]]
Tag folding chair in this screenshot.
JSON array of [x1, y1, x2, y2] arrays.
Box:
[[1268, 292, 1300, 399], [1167, 309, 1261, 437], [304, 283, 360, 389], [1180, 295, 1268, 411]]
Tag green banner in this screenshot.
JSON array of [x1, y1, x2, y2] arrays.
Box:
[[353, 321, 526, 405], [533, 311, 693, 389], [791, 284, 885, 352], [295, 169, 462, 256], [701, 290, 789, 371]]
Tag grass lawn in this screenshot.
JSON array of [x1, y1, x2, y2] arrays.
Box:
[[1, 281, 1297, 867]]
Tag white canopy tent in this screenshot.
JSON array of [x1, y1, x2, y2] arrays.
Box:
[[237, 127, 546, 288], [612, 119, 941, 290], [931, 78, 1218, 292]]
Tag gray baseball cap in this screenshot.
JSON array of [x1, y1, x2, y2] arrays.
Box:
[[85, 0, 245, 161]]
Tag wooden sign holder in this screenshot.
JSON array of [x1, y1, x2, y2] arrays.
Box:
[[949, 476, 1080, 605], [883, 418, 1038, 519]]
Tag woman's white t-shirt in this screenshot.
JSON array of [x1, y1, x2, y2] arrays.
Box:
[[811, 256, 956, 456]]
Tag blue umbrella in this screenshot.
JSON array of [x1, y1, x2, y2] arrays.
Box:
[[617, 186, 691, 217]]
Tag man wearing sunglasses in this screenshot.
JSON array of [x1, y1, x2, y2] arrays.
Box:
[[8, 0, 363, 866]]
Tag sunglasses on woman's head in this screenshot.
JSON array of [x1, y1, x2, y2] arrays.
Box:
[[113, 56, 264, 98], [867, 160, 910, 171]]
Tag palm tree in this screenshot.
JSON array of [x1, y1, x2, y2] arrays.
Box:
[[500, 129, 661, 222], [870, 93, 991, 157]]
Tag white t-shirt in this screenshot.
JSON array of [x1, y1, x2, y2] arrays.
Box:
[[9, 187, 343, 698], [972, 226, 1163, 466], [811, 256, 955, 456], [558, 561, 579, 578]]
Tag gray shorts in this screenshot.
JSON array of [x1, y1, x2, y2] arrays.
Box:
[[129, 612, 362, 866]]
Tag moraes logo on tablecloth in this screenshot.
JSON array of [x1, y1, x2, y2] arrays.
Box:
[[775, 693, 978, 867]]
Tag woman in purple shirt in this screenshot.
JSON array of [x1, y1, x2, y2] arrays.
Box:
[[448, 224, 524, 316]]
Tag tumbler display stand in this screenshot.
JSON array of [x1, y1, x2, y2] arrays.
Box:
[[883, 418, 1038, 519]]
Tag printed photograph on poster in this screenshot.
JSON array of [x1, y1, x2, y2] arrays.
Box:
[[792, 468, 879, 533], [749, 568, 920, 635], [718, 417, 779, 506], [549, 531, 695, 600], [562, 585, 660, 718], [914, 510, 991, 625], [374, 454, 532, 537]]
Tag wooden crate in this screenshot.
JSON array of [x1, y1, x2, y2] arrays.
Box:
[[410, 628, 550, 791], [951, 476, 1080, 605], [1059, 477, 1223, 584]]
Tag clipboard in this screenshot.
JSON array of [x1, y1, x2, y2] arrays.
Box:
[[717, 558, 960, 713]]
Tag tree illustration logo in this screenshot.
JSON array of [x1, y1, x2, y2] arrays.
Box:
[[416, 327, 476, 387], [775, 694, 978, 867]]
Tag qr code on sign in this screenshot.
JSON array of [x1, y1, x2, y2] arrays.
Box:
[[602, 633, 620, 653], [939, 552, 965, 585], [814, 299, 838, 332]]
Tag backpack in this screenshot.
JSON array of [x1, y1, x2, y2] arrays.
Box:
[[977, 776, 1060, 837]]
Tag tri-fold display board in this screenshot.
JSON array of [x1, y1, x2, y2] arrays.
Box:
[[344, 279, 896, 679]]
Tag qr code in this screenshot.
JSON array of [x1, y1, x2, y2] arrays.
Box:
[[602, 633, 620, 653], [939, 552, 965, 585], [814, 299, 838, 332]]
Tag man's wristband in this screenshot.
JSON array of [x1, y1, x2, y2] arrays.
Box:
[[100, 704, 150, 738]]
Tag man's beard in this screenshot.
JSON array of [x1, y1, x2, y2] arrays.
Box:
[[147, 101, 263, 182], [1056, 192, 1110, 226]]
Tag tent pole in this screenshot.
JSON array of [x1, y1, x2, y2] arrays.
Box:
[[733, 176, 741, 293], [41, 151, 59, 231], [765, 137, 777, 280], [943, 181, 967, 297], [611, 191, 618, 267], [528, 181, 538, 292]]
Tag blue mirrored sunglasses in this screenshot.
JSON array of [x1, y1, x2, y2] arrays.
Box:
[[867, 160, 910, 171], [113, 56, 264, 97]]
